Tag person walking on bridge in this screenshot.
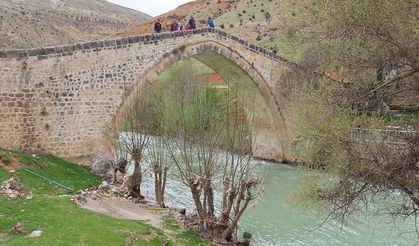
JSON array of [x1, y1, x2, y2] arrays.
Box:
[[177, 19, 184, 31], [188, 16, 196, 29], [170, 19, 179, 32], [208, 17, 215, 28], [154, 19, 162, 33]]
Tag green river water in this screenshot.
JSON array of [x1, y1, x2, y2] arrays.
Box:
[[138, 158, 417, 245], [121, 132, 417, 245]]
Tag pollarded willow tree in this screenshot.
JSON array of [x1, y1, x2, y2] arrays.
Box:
[[149, 61, 262, 242], [282, 0, 418, 236], [146, 135, 171, 208], [104, 94, 154, 199]]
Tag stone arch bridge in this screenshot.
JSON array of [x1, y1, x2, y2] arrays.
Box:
[[0, 28, 314, 162]]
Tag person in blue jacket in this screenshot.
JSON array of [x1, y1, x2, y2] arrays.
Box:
[[208, 17, 215, 28]]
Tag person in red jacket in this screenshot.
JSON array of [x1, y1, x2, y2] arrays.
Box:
[[170, 19, 178, 32]]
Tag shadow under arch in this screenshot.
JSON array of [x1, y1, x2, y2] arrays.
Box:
[[113, 40, 289, 162]]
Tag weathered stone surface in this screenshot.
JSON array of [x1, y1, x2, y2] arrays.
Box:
[[90, 153, 114, 177], [0, 28, 317, 161]]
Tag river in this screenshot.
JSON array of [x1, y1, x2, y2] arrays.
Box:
[[122, 135, 417, 245]]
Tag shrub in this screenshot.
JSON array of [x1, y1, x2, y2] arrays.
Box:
[[243, 231, 252, 240]]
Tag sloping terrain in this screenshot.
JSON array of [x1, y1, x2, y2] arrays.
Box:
[[116, 1, 294, 55], [0, 149, 209, 245], [116, 0, 235, 36], [0, 0, 151, 49]]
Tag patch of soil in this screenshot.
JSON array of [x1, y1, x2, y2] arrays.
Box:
[[0, 154, 22, 172], [80, 196, 162, 227], [198, 73, 225, 84]]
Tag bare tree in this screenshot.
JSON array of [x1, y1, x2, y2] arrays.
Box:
[[118, 95, 153, 199], [148, 136, 171, 207], [152, 65, 263, 242], [219, 89, 261, 241], [164, 88, 224, 229]]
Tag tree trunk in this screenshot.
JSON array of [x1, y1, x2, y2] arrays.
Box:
[[129, 148, 143, 199], [203, 180, 215, 218], [190, 181, 206, 222], [154, 163, 165, 207], [220, 189, 235, 225], [221, 197, 251, 241], [129, 161, 142, 198]]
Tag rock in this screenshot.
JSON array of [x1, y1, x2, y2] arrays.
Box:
[[90, 153, 114, 178], [1, 176, 25, 199], [26, 230, 42, 238], [72, 195, 87, 206], [11, 223, 23, 234], [8, 176, 24, 191], [99, 180, 110, 191]]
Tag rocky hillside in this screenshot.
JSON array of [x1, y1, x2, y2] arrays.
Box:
[[115, 0, 236, 36], [0, 0, 151, 49], [116, 0, 296, 59]]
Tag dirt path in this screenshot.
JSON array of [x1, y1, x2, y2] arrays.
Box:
[[80, 196, 163, 227]]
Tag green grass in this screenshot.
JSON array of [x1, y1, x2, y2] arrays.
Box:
[[0, 166, 12, 183], [163, 215, 180, 231], [162, 215, 211, 246], [0, 150, 209, 246], [175, 230, 210, 246], [157, 60, 214, 82], [0, 196, 165, 246], [18, 154, 101, 195], [382, 112, 419, 123]]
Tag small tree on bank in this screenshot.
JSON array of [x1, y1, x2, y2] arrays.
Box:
[[148, 136, 171, 207], [117, 96, 153, 199]]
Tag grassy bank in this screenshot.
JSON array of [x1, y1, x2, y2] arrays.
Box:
[[0, 150, 209, 245]]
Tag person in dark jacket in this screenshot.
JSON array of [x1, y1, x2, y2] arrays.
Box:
[[154, 19, 162, 33], [188, 16, 196, 29], [208, 17, 215, 28]]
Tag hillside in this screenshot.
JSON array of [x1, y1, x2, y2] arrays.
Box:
[[0, 0, 151, 49], [116, 0, 297, 59], [115, 0, 235, 36]]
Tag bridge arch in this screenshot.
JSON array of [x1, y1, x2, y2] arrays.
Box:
[[0, 28, 310, 161], [114, 40, 288, 161]]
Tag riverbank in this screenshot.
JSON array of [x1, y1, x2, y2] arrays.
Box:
[[0, 149, 209, 245]]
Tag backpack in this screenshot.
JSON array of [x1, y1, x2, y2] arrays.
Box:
[[208, 19, 215, 28]]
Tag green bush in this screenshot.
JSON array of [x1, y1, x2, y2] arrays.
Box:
[[243, 231, 252, 240]]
